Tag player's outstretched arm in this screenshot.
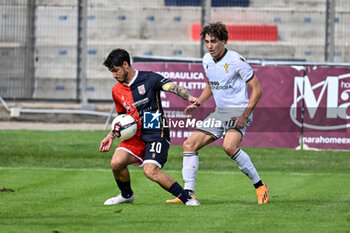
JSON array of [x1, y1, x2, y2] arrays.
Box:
[[99, 133, 114, 152], [165, 83, 191, 100], [163, 83, 200, 104], [184, 79, 213, 115]]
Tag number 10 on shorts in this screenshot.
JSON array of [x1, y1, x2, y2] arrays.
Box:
[[149, 142, 162, 153]]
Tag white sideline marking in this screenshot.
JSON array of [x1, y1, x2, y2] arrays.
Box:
[[0, 166, 346, 176]]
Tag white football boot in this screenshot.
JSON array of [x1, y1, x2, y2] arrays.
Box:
[[104, 194, 134, 205], [185, 198, 200, 206]]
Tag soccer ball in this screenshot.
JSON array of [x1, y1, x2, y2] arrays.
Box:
[[111, 114, 137, 140]]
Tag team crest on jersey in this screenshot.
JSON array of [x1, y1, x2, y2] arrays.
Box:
[[138, 84, 146, 95], [224, 63, 228, 73]]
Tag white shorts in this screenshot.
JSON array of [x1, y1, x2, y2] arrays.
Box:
[[195, 109, 252, 140]]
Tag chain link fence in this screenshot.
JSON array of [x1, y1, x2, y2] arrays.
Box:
[[0, 0, 349, 100]]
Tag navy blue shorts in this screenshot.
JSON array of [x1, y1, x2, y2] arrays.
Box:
[[143, 138, 170, 168]]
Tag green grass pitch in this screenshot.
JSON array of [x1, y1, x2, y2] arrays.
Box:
[[0, 130, 349, 233]]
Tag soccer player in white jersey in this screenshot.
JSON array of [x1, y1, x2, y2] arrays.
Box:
[[166, 22, 269, 204]]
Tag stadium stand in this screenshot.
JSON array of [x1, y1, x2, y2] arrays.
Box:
[[1, 0, 349, 100], [164, 0, 249, 7], [191, 24, 278, 41]]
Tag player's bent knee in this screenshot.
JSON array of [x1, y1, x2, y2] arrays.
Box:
[[110, 160, 123, 172], [183, 139, 197, 151], [223, 145, 238, 156], [143, 164, 158, 181]]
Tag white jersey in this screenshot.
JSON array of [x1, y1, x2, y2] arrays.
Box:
[[202, 49, 254, 115]]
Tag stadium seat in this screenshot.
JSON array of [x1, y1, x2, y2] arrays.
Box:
[[164, 0, 249, 7], [191, 24, 278, 41]]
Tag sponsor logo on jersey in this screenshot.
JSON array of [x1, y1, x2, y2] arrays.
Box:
[[122, 101, 133, 112], [209, 81, 233, 90], [134, 97, 149, 107], [239, 56, 247, 62]]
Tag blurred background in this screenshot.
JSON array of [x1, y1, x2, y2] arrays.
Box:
[[0, 0, 349, 102]]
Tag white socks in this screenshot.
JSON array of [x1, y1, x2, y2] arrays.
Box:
[[231, 148, 261, 184], [182, 149, 261, 193], [182, 152, 198, 192]]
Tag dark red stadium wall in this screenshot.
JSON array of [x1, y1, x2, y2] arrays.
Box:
[[133, 62, 350, 150]]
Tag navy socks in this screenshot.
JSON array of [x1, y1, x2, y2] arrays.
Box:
[[116, 179, 133, 198], [168, 182, 192, 204]]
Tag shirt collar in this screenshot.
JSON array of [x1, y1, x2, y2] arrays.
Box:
[[123, 70, 138, 86]]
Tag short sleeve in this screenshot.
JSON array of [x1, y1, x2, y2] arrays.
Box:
[[114, 99, 124, 113], [152, 72, 173, 91], [202, 53, 210, 73], [112, 90, 125, 113], [235, 56, 254, 82]]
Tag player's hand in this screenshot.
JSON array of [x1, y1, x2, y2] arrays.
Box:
[[231, 115, 247, 129], [188, 96, 200, 107], [184, 104, 199, 115], [99, 135, 114, 152]]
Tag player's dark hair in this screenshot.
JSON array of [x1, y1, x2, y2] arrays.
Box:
[[103, 48, 131, 69], [200, 21, 228, 42]]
